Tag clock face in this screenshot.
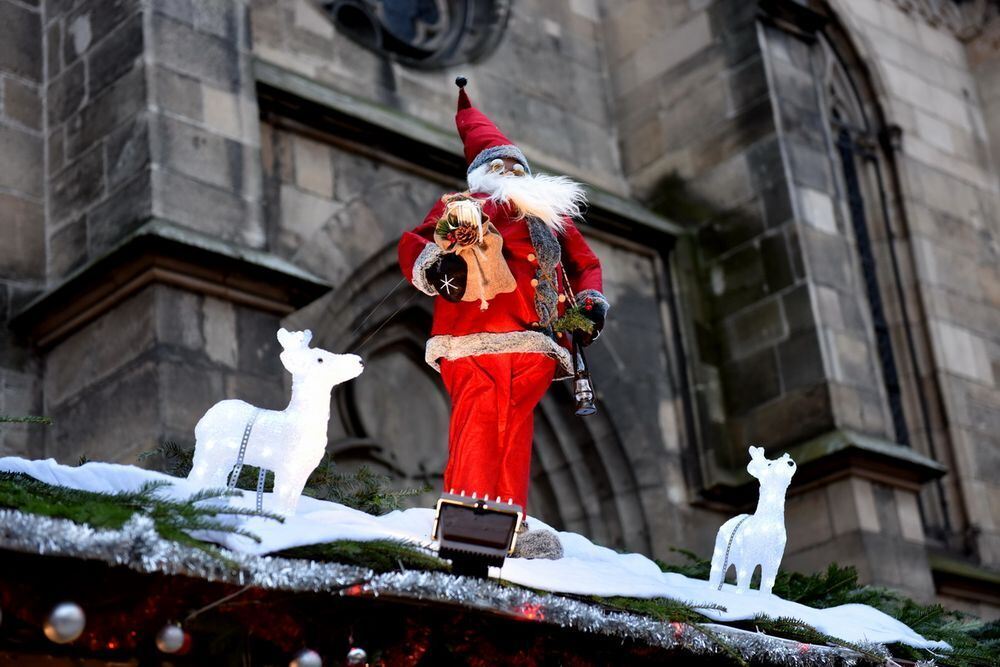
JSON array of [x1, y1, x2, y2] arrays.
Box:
[[321, 0, 512, 69]]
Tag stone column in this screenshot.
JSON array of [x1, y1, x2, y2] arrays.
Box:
[[601, 0, 943, 599], [11, 0, 329, 463], [0, 0, 45, 457]]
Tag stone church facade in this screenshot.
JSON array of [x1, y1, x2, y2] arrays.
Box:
[[1, 0, 999, 616]]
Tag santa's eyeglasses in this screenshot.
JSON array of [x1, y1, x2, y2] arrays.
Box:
[[489, 158, 526, 176]]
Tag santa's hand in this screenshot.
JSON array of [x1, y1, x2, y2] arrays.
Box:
[[425, 253, 467, 302], [575, 312, 605, 347]]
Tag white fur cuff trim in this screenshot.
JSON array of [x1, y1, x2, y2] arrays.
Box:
[[411, 243, 444, 296], [425, 331, 573, 379]]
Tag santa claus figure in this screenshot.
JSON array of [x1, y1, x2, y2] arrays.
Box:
[[397, 78, 609, 558]]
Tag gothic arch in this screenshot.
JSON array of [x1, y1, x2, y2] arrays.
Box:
[[306, 242, 652, 552]]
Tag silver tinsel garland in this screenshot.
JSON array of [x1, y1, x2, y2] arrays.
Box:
[[0, 509, 890, 665]]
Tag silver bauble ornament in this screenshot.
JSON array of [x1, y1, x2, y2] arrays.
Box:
[[44, 602, 86, 644], [290, 648, 322, 667], [346, 647, 368, 666], [155, 624, 186, 654]]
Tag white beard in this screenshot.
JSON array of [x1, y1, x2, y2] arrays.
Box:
[[467, 164, 587, 233]]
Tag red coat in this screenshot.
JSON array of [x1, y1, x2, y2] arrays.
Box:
[[398, 192, 608, 378]]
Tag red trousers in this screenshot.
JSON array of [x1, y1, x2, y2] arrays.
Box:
[[439, 353, 557, 513]]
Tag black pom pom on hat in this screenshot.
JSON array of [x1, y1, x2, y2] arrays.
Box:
[[455, 75, 468, 88]]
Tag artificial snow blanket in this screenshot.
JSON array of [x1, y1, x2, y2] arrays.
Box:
[[0, 457, 948, 651]]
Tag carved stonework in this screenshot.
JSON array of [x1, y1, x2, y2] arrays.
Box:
[[321, 0, 512, 68], [889, 0, 1000, 41]]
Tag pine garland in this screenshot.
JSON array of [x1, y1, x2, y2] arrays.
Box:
[[5, 442, 996, 664], [275, 540, 448, 573], [0, 472, 279, 558], [141, 442, 431, 516], [656, 547, 1000, 666]]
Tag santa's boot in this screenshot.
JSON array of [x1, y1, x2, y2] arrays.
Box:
[[512, 520, 563, 560]]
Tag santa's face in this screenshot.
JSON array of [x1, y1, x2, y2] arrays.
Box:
[[490, 157, 527, 177], [467, 159, 586, 233]]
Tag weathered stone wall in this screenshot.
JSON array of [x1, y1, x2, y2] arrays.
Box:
[[601, 0, 818, 476], [30, 0, 283, 464], [828, 0, 1000, 568], [596, 0, 1000, 601], [46, 0, 148, 278], [971, 20, 1000, 172], [147, 0, 264, 248], [43, 283, 286, 463], [250, 0, 627, 193], [0, 0, 44, 456], [44, 0, 264, 276]]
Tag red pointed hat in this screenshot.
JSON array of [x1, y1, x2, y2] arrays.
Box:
[[454, 76, 530, 175]]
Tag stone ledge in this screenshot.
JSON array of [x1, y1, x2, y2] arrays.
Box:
[[11, 218, 331, 349], [253, 58, 685, 241], [699, 428, 947, 508], [929, 551, 1000, 607]]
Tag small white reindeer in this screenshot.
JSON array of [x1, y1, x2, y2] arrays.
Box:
[[708, 446, 796, 595], [187, 328, 364, 514]]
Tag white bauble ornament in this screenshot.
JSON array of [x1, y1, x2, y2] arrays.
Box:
[[346, 647, 368, 666], [44, 602, 86, 644], [155, 624, 185, 653], [708, 446, 796, 595], [290, 648, 322, 667], [187, 328, 364, 515]]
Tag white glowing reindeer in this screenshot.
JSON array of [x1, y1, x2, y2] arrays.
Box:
[[188, 328, 364, 514], [708, 446, 796, 595]]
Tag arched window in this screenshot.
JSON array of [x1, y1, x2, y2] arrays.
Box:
[[820, 34, 912, 451], [321, 0, 512, 68]]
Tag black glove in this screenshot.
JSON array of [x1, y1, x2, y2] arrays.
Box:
[[425, 253, 467, 303], [574, 311, 604, 347]]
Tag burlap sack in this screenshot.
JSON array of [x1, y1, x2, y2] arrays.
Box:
[[453, 222, 516, 309], [434, 197, 516, 309]]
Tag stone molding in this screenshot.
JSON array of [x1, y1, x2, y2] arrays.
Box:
[[11, 219, 331, 349], [760, 0, 999, 42], [929, 551, 1000, 607], [699, 428, 946, 509], [890, 0, 1000, 41], [254, 58, 684, 238]]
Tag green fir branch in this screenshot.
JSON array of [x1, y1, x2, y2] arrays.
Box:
[[309, 465, 431, 516], [689, 622, 748, 667], [551, 305, 595, 334], [0, 415, 52, 425], [275, 539, 448, 573], [0, 472, 279, 559], [749, 615, 888, 663], [657, 547, 1000, 665], [140, 443, 429, 516]]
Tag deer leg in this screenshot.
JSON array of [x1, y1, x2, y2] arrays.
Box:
[[759, 559, 779, 596], [736, 561, 753, 594], [189, 440, 231, 487], [272, 468, 311, 515], [708, 531, 728, 589]]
